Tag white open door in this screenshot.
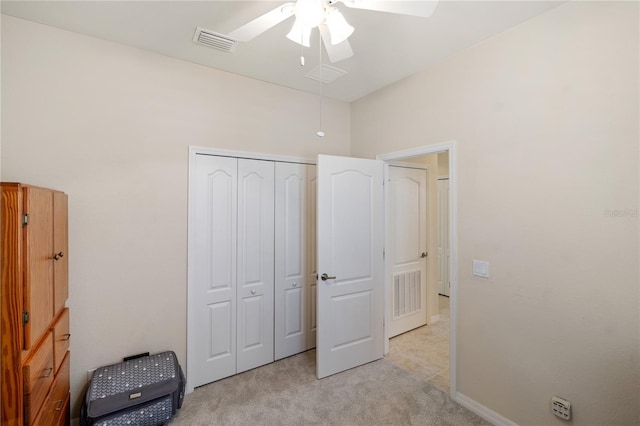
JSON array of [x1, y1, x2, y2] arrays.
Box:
[[316, 154, 384, 379], [388, 166, 428, 337]]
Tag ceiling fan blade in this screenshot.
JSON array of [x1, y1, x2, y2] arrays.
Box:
[[319, 24, 353, 63], [228, 2, 296, 42], [341, 0, 439, 18]]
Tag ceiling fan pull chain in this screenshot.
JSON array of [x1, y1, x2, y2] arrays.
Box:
[[300, 34, 305, 66], [317, 33, 325, 138]]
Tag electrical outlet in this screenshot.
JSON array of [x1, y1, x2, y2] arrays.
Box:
[[551, 396, 571, 420]]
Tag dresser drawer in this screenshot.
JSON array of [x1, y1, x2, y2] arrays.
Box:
[[52, 308, 70, 374], [23, 331, 54, 424], [34, 352, 70, 426]]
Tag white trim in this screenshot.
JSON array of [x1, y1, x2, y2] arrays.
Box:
[[377, 142, 452, 161], [383, 165, 390, 355], [190, 145, 316, 165], [186, 147, 198, 394], [387, 160, 430, 170], [376, 140, 458, 399], [455, 392, 518, 426]]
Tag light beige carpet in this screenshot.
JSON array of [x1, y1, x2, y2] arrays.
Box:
[[169, 350, 488, 425]]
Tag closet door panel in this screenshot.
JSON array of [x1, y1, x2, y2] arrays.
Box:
[[237, 159, 274, 373], [275, 163, 307, 360], [306, 165, 317, 349], [191, 154, 237, 387]]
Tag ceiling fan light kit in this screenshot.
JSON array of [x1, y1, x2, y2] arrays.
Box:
[[226, 0, 438, 64], [285, 2, 354, 48], [324, 8, 354, 45], [294, 0, 326, 28], [286, 19, 312, 47]]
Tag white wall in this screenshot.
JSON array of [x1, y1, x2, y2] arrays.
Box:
[[1, 15, 351, 416], [352, 2, 639, 425], [437, 152, 449, 177]]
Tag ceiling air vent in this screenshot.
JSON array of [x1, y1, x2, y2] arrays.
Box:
[[305, 64, 348, 84], [193, 27, 238, 53]]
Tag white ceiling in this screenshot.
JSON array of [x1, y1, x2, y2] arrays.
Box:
[[1, 0, 564, 102]]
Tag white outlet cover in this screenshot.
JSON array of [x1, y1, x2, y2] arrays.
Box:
[[551, 396, 571, 420]]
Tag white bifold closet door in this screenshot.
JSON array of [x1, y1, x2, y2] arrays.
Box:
[[274, 163, 316, 360], [237, 159, 274, 373], [190, 154, 274, 387]]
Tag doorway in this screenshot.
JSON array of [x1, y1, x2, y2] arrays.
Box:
[[377, 141, 457, 397]]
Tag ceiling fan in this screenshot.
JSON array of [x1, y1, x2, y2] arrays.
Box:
[[228, 0, 439, 63]]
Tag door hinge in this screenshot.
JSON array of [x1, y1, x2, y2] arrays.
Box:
[[22, 311, 30, 325], [22, 213, 29, 226]]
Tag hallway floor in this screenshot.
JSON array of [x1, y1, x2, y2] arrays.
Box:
[[386, 295, 450, 394]]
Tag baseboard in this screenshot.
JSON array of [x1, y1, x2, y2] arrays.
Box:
[[455, 392, 518, 426], [430, 314, 440, 324]]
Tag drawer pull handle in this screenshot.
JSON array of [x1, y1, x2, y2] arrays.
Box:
[[54, 399, 64, 411], [51, 252, 64, 260], [41, 367, 53, 378], [60, 333, 71, 341]]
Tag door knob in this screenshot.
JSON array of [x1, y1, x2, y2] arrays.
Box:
[[251, 289, 256, 295], [320, 273, 336, 281], [420, 252, 428, 258]]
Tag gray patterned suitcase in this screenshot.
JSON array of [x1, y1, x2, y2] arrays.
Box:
[[80, 351, 185, 426]]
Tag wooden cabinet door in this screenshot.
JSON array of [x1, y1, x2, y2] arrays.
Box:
[[24, 187, 54, 350], [53, 191, 68, 316], [1, 184, 25, 426]]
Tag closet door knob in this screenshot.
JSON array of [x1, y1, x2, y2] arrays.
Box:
[[292, 282, 298, 287], [251, 289, 256, 295]]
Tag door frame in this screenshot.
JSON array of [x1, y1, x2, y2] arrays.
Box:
[[376, 140, 458, 398]]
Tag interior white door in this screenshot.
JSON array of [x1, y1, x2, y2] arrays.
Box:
[[190, 154, 238, 387], [236, 159, 275, 373], [316, 154, 384, 379], [388, 166, 428, 338], [437, 178, 450, 296], [274, 162, 309, 360]]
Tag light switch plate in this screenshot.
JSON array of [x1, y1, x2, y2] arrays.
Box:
[[472, 260, 490, 278]]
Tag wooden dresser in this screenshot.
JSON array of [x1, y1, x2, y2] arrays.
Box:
[[1, 183, 70, 426]]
